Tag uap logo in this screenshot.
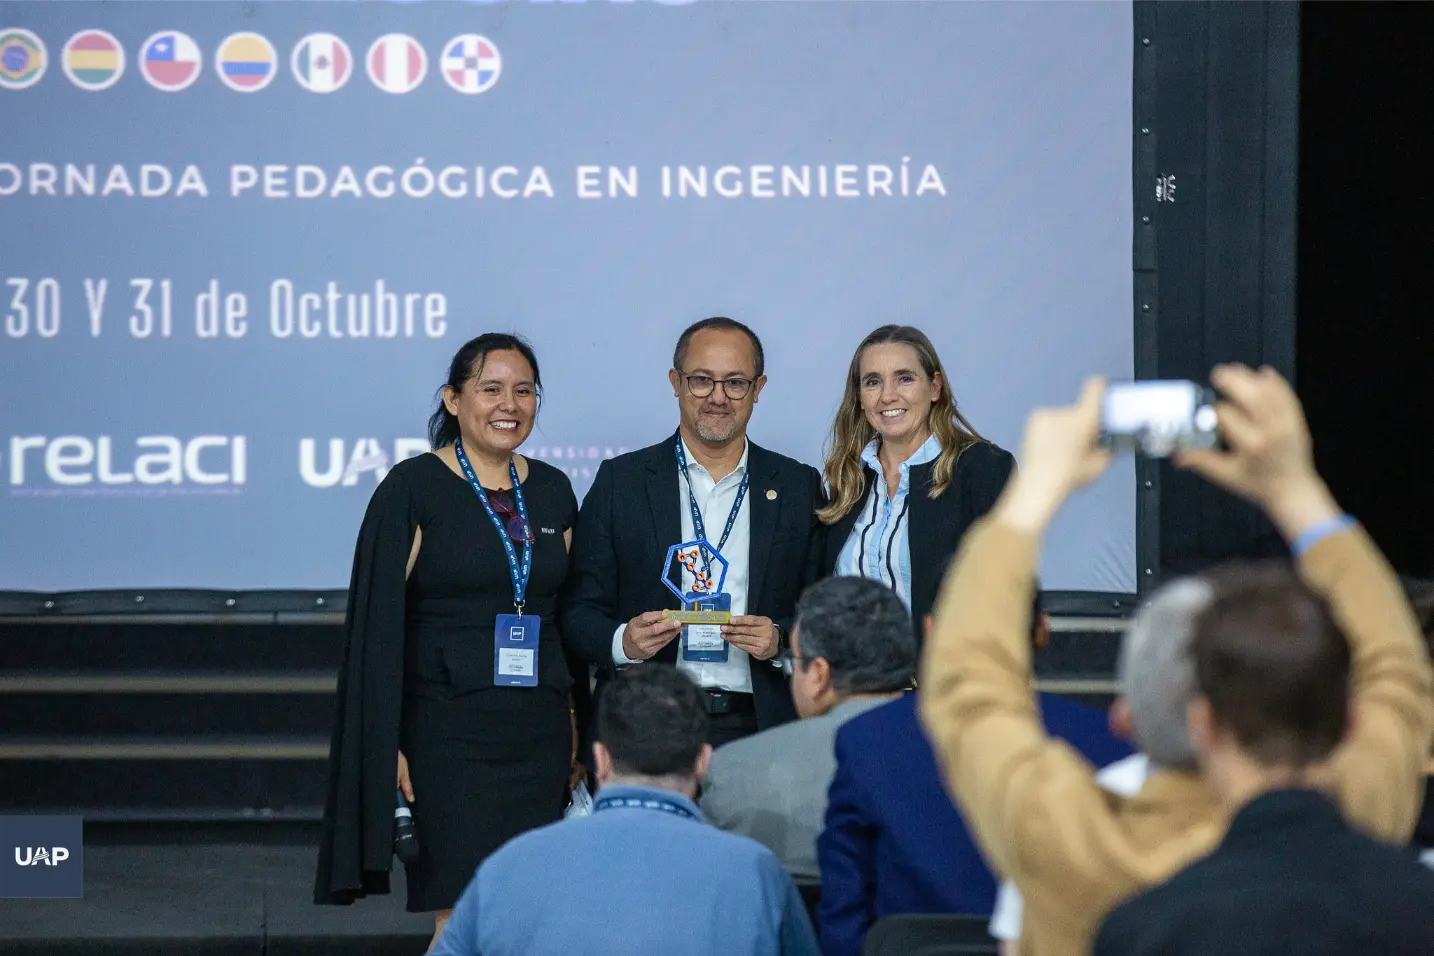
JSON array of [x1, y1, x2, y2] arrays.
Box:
[[299, 438, 428, 488], [14, 846, 69, 866], [2, 814, 82, 898]]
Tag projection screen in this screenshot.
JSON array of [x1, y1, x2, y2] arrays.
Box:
[[0, 0, 1135, 593]]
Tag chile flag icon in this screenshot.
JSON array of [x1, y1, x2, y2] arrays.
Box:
[[139, 31, 201, 91]]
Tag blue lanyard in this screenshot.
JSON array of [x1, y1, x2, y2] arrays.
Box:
[[673, 442, 749, 578], [453, 442, 533, 612], [593, 794, 697, 820]]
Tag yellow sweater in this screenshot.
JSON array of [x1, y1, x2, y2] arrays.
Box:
[[918, 520, 1434, 956]]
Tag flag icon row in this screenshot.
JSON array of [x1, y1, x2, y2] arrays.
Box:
[[0, 28, 502, 95]]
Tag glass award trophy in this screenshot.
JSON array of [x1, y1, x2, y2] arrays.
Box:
[[661, 539, 732, 663]]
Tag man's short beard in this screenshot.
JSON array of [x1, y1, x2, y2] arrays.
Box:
[[695, 412, 739, 444]]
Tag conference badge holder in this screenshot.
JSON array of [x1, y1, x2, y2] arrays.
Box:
[[661, 539, 732, 663], [493, 612, 540, 687]]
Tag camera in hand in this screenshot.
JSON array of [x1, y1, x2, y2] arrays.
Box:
[[394, 788, 420, 865], [1099, 380, 1219, 458]]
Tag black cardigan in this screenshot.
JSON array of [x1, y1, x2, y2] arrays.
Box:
[[824, 440, 1016, 632]]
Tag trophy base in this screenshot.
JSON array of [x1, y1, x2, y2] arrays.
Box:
[[663, 608, 732, 625]]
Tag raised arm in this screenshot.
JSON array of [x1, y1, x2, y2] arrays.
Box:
[[919, 380, 1120, 886], [1177, 364, 1434, 840], [1303, 523, 1434, 838]]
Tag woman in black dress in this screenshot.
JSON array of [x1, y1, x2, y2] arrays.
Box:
[[315, 333, 578, 948]]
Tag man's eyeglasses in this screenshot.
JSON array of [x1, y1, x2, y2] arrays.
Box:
[[486, 489, 535, 544], [676, 370, 755, 400], [776, 646, 807, 669]]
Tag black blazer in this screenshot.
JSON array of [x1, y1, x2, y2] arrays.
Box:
[[1094, 789, 1434, 956], [560, 432, 826, 730], [824, 440, 1014, 630]]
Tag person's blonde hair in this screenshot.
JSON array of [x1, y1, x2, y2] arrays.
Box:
[[818, 325, 985, 525]]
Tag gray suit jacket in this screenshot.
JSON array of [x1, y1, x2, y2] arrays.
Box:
[[700, 697, 892, 881]]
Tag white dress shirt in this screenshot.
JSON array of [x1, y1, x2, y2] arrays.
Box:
[[611, 439, 754, 693]]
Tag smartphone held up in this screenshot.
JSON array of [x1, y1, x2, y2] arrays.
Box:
[[1098, 380, 1219, 458]]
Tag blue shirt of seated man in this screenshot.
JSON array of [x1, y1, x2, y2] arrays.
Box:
[[432, 666, 819, 956]]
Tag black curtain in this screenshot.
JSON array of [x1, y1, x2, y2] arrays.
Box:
[[1139, 1, 1300, 580], [1296, 2, 1434, 577]]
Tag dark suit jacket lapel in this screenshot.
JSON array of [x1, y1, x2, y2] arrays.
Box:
[[827, 466, 877, 571], [645, 432, 683, 601], [746, 442, 783, 612], [906, 462, 940, 609]]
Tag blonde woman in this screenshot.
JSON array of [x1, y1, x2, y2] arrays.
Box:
[[820, 325, 1014, 632]]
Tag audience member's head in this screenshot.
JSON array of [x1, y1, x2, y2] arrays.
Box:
[[594, 666, 712, 797], [1113, 577, 1211, 770], [1185, 564, 1351, 805], [791, 577, 916, 719]]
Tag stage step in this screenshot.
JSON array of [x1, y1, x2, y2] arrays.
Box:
[[0, 741, 328, 817], [0, 685, 335, 736], [0, 616, 1123, 819], [0, 622, 343, 672], [0, 844, 430, 956]]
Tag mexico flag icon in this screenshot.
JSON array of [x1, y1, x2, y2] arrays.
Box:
[[292, 33, 352, 93]]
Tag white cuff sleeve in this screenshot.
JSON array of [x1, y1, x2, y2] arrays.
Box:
[[612, 624, 640, 666], [988, 881, 1023, 942]]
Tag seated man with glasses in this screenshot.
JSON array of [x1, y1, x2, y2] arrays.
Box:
[[561, 316, 827, 746], [700, 576, 916, 883]]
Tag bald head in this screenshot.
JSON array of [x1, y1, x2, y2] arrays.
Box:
[[1117, 577, 1212, 770]]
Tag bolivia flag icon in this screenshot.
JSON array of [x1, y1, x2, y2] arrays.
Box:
[[63, 30, 124, 91]]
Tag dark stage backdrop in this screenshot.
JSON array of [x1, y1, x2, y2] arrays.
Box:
[[1136, 1, 1301, 580], [1297, 2, 1434, 579]]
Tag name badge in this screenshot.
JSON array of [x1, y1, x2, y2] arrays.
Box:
[[493, 614, 539, 687], [681, 591, 731, 663]]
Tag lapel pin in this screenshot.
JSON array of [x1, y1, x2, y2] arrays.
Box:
[[766, 489, 777, 500]]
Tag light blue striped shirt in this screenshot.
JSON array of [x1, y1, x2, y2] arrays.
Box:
[[835, 434, 942, 610]]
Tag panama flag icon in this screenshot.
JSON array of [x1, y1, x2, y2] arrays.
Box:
[[441, 35, 500, 95], [292, 33, 352, 93], [139, 30, 201, 91], [366, 34, 426, 94]]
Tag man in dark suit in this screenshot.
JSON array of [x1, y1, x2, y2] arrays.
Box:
[[562, 316, 826, 745], [1094, 564, 1434, 956], [818, 602, 1132, 956]]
